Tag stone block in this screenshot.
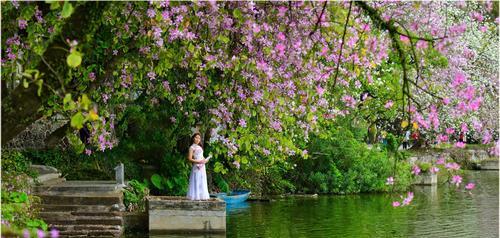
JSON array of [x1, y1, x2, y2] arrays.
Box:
[[481, 160, 499, 170], [413, 173, 437, 185], [147, 196, 226, 234]]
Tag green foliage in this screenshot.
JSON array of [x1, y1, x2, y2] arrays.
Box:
[[1, 150, 37, 177], [214, 173, 230, 193], [289, 123, 411, 194], [142, 153, 190, 196], [123, 179, 149, 212], [1, 151, 47, 235], [417, 162, 432, 172]]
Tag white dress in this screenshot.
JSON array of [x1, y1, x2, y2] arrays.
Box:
[[187, 144, 210, 200]]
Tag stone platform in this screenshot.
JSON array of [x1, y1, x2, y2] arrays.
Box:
[[147, 196, 226, 235]]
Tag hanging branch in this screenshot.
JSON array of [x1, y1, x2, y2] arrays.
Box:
[[331, 1, 353, 90], [308, 1, 327, 38]]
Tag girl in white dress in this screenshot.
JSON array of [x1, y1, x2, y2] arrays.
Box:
[[186, 133, 211, 200]]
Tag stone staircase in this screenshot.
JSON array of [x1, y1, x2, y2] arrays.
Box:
[[32, 166, 125, 237]]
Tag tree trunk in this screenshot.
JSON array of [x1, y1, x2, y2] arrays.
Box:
[[2, 2, 109, 144]]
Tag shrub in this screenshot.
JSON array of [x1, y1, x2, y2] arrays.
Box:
[[123, 179, 150, 212]]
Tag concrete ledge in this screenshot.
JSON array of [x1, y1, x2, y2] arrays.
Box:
[[147, 196, 226, 234], [481, 160, 499, 170], [413, 173, 437, 186]]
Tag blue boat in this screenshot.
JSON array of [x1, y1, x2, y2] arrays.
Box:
[[211, 189, 251, 204]]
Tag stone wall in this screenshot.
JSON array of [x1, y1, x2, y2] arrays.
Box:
[[5, 116, 67, 150], [408, 148, 496, 169], [148, 196, 226, 234]]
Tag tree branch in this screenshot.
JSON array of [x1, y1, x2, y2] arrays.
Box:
[[331, 1, 353, 90], [308, 1, 327, 38]]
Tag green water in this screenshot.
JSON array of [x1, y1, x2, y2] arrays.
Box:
[[150, 170, 499, 238]]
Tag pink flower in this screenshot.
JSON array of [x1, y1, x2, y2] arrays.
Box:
[[386, 177, 394, 185], [316, 86, 325, 96], [275, 43, 286, 56], [416, 40, 428, 49], [341, 95, 356, 108], [399, 35, 410, 43], [455, 142, 466, 148], [430, 167, 439, 174], [277, 6, 287, 17], [490, 141, 500, 156], [18, 19, 28, 29], [50, 228, 59, 238], [392, 201, 401, 207], [451, 72, 466, 87], [147, 71, 156, 80], [470, 11, 484, 22], [270, 120, 282, 131], [445, 162, 460, 171], [147, 8, 156, 18], [239, 119, 247, 128], [402, 192, 414, 206], [411, 165, 421, 175], [384, 100, 394, 109], [437, 134, 449, 143], [465, 183, 475, 190], [232, 161, 240, 169], [445, 128, 455, 135], [479, 26, 488, 32], [88, 72, 96, 81], [461, 123, 468, 133], [84, 149, 92, 156], [37, 229, 45, 238], [252, 24, 261, 33], [436, 157, 446, 165], [23, 229, 30, 238], [442, 97, 451, 105], [277, 32, 286, 41], [482, 130, 492, 144], [451, 175, 462, 186]]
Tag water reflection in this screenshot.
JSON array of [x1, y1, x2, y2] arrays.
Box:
[[226, 201, 250, 214], [227, 171, 498, 237], [130, 171, 498, 237], [149, 234, 225, 238]]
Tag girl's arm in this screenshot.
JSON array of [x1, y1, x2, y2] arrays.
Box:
[[187, 147, 205, 164]]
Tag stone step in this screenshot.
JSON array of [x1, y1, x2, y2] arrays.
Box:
[[30, 164, 59, 175], [36, 192, 122, 206], [480, 160, 499, 170], [58, 229, 121, 237], [40, 204, 112, 213], [40, 211, 122, 218], [34, 180, 121, 193], [36, 173, 63, 183], [55, 224, 122, 231], [41, 214, 123, 226]]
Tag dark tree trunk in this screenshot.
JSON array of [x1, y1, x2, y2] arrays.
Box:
[[2, 2, 109, 144]]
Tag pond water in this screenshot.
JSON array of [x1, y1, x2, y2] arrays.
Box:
[[147, 170, 498, 238]]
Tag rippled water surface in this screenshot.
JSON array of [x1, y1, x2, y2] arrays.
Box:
[[148, 171, 498, 238]]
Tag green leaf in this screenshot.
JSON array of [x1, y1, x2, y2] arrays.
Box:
[[23, 78, 29, 88], [233, 9, 242, 19], [81, 94, 91, 110], [46, 0, 60, 10], [63, 93, 76, 110], [218, 35, 230, 44], [188, 43, 195, 53], [151, 174, 165, 190], [61, 1, 74, 18], [70, 112, 85, 129], [36, 79, 43, 96], [67, 52, 82, 68]]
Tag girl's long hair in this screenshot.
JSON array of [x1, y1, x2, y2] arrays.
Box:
[[191, 133, 202, 148]]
